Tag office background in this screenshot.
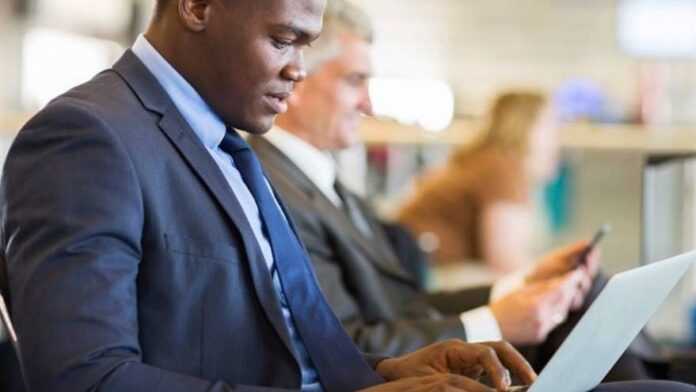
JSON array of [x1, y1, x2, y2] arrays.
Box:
[[2, 0, 696, 344]]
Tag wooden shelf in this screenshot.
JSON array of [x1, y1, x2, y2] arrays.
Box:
[[360, 117, 696, 154], [558, 123, 696, 154], [5, 112, 696, 154]]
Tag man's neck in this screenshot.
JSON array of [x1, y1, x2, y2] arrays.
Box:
[[274, 118, 326, 151], [143, 28, 200, 98]]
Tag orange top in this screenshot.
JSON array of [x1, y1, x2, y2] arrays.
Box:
[[396, 148, 530, 263]]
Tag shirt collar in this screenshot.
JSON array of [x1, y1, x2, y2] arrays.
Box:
[[264, 127, 340, 204], [131, 34, 226, 150]]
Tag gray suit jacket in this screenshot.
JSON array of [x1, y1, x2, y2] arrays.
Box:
[[250, 136, 493, 355], [1, 51, 381, 392]]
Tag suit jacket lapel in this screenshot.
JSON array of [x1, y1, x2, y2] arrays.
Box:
[[110, 51, 296, 357], [251, 137, 415, 284]]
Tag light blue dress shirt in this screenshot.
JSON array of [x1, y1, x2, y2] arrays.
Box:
[[131, 35, 321, 391]]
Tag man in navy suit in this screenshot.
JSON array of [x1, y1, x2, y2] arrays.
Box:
[[1, 0, 694, 391], [0, 0, 538, 391]]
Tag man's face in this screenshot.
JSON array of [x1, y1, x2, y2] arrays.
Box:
[[286, 33, 373, 150], [184, 0, 325, 134]]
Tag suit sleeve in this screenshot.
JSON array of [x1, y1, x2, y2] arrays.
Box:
[[286, 206, 469, 357], [0, 99, 296, 392], [425, 286, 492, 315]]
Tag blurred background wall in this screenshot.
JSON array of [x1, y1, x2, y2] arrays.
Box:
[[2, 0, 696, 121]]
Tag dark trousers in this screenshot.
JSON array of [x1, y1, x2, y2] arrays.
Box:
[[0, 340, 25, 392]]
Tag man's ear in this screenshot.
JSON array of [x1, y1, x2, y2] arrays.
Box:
[[178, 0, 212, 32]]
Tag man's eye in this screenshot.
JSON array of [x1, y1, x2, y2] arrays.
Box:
[[347, 75, 367, 86], [272, 38, 292, 49]]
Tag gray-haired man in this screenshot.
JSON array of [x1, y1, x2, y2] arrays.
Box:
[[249, 1, 691, 391]]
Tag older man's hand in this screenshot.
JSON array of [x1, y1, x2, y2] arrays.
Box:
[[374, 340, 537, 392], [526, 241, 600, 310], [491, 270, 584, 345], [528, 241, 600, 282]]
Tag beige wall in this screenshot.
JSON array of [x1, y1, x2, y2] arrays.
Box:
[[0, 18, 22, 113], [351, 0, 696, 118], [3, 0, 696, 120]]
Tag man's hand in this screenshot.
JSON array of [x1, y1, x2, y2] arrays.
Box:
[[491, 270, 584, 345], [527, 240, 600, 282], [526, 241, 600, 310], [375, 339, 536, 392]]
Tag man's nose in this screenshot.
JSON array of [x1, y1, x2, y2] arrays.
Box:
[[282, 52, 307, 83], [359, 86, 373, 116]]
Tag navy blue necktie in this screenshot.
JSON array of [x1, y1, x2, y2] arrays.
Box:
[[219, 131, 383, 392]]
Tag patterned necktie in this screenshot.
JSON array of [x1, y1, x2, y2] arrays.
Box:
[[219, 131, 383, 392]]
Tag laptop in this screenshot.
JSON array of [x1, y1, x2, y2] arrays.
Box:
[[510, 250, 696, 392]]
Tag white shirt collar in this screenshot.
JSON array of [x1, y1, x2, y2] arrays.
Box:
[[264, 127, 342, 206]]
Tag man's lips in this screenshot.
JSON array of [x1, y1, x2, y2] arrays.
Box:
[[264, 92, 290, 114]]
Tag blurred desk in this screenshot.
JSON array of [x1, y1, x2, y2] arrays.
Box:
[[428, 262, 497, 292]]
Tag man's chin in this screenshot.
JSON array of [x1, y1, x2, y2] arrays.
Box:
[[237, 115, 276, 135]]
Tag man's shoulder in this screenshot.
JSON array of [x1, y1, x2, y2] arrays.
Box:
[[49, 70, 142, 121], [19, 69, 153, 143]]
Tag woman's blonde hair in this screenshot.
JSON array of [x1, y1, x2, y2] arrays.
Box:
[[452, 91, 548, 162]]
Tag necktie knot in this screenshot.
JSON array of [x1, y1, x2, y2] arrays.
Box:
[[219, 130, 251, 154]]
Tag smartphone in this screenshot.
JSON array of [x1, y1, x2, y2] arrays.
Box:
[[576, 224, 611, 268]]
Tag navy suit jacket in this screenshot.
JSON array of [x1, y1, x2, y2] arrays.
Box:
[[0, 51, 380, 392]]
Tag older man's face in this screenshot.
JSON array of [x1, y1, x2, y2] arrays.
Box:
[[290, 33, 373, 150], [189, 0, 325, 134]]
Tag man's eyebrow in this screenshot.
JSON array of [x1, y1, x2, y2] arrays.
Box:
[[272, 24, 320, 41]]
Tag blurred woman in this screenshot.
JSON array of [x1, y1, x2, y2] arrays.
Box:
[[396, 91, 560, 274]]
